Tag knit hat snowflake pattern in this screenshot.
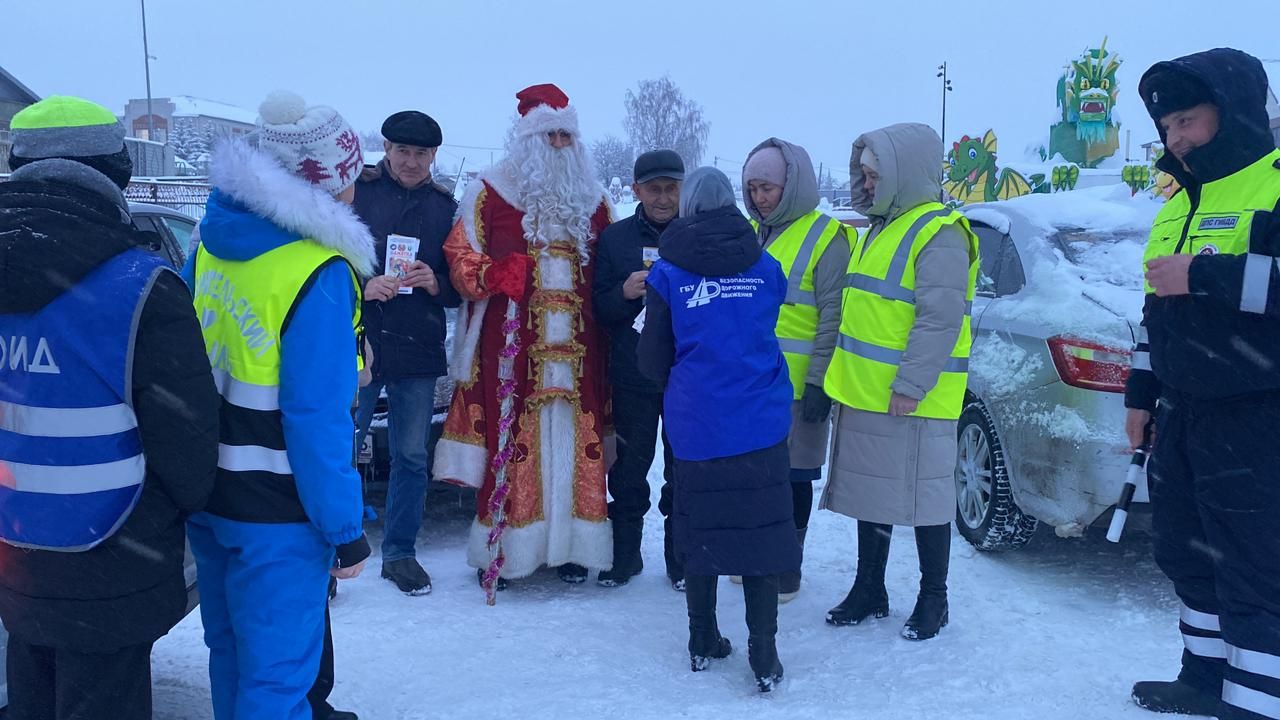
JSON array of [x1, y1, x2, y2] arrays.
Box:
[[257, 90, 363, 195]]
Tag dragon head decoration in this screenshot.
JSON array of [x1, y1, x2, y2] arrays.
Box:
[[944, 130, 1046, 205], [1062, 38, 1122, 146], [947, 132, 997, 188], [1049, 38, 1123, 168]]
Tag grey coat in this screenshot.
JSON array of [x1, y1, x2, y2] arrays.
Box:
[[744, 138, 851, 471], [820, 123, 971, 526]]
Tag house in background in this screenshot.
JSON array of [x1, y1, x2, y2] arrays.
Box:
[[0, 64, 40, 173], [122, 96, 255, 173]]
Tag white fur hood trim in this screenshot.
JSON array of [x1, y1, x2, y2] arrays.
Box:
[[209, 139, 377, 277]]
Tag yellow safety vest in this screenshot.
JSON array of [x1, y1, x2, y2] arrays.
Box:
[[191, 240, 362, 508], [824, 202, 978, 420], [755, 210, 845, 399], [1143, 149, 1280, 295]]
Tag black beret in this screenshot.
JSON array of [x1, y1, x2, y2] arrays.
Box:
[[381, 111, 443, 148]]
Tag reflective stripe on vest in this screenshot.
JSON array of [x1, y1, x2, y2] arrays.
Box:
[[0, 248, 165, 551], [825, 203, 979, 420], [759, 211, 843, 399], [192, 240, 361, 521]]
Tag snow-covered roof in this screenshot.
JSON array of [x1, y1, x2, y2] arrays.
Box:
[[0, 64, 39, 105], [168, 96, 257, 126]]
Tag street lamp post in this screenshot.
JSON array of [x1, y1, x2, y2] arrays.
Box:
[[937, 62, 953, 149], [937, 62, 953, 202], [141, 0, 154, 141]]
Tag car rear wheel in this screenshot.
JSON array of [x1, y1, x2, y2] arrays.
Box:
[[954, 402, 1038, 551]]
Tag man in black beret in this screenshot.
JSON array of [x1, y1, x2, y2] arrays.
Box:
[[353, 112, 460, 597]]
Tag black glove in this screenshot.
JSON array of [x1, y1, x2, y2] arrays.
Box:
[[801, 383, 833, 423]]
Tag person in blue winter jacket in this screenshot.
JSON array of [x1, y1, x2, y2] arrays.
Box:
[[637, 166, 799, 693], [181, 91, 375, 720]]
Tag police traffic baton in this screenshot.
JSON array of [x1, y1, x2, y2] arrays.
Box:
[[1106, 423, 1152, 543]]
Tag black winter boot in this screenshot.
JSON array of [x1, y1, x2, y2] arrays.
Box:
[[743, 575, 784, 692], [557, 563, 588, 584], [685, 575, 732, 671], [827, 521, 892, 626], [902, 524, 950, 641], [1131, 680, 1222, 716], [778, 528, 807, 603], [599, 519, 644, 587]]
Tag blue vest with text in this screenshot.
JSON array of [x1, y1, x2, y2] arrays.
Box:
[[0, 248, 167, 551], [647, 254, 793, 461]]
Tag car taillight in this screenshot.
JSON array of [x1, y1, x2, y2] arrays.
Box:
[[1047, 335, 1131, 393]]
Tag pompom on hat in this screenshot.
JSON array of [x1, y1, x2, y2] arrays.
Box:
[[512, 83, 579, 138], [256, 90, 363, 195]]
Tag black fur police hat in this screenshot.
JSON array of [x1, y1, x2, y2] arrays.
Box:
[[1139, 66, 1215, 121], [381, 111, 443, 149]]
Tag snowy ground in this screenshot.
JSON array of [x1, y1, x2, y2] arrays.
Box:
[[152, 464, 1188, 720]]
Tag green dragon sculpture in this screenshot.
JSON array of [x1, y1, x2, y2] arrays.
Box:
[[945, 130, 1047, 204], [1048, 38, 1122, 169]]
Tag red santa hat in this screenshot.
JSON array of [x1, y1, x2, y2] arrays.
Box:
[[513, 83, 580, 138]]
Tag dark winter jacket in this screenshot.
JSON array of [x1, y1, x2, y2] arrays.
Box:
[[638, 167, 798, 577], [354, 161, 461, 380], [0, 163, 219, 652], [593, 204, 671, 394], [1126, 48, 1280, 410]]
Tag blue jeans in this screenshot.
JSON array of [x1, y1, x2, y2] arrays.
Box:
[[355, 376, 439, 563]]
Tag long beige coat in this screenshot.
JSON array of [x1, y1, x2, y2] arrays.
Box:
[[819, 123, 970, 527]]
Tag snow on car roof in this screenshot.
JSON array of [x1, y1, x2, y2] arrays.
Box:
[[968, 183, 1161, 346], [990, 183, 1163, 236]]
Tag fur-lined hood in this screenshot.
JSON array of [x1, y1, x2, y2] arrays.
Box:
[[203, 139, 376, 276]]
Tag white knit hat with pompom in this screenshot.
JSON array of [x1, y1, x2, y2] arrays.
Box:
[[257, 90, 363, 195]]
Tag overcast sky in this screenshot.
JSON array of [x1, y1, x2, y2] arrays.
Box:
[[6, 0, 1275, 180]]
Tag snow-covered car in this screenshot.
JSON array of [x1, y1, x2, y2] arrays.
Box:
[[0, 203, 203, 708], [954, 185, 1163, 550]]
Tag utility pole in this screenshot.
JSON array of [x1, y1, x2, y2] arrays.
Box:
[[140, 0, 155, 141]]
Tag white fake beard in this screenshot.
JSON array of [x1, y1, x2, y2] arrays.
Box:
[[506, 132, 602, 266]]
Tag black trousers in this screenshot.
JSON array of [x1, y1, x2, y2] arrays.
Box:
[[609, 386, 679, 577], [5, 634, 153, 720], [1149, 393, 1280, 720], [307, 602, 336, 719]]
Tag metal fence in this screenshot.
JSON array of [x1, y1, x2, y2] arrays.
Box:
[[124, 178, 211, 219], [0, 143, 211, 220]]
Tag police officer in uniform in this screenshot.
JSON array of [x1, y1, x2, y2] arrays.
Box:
[[1125, 48, 1280, 720]]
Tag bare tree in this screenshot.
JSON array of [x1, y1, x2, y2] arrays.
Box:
[[623, 76, 710, 167], [360, 131, 386, 154], [591, 135, 635, 185]]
